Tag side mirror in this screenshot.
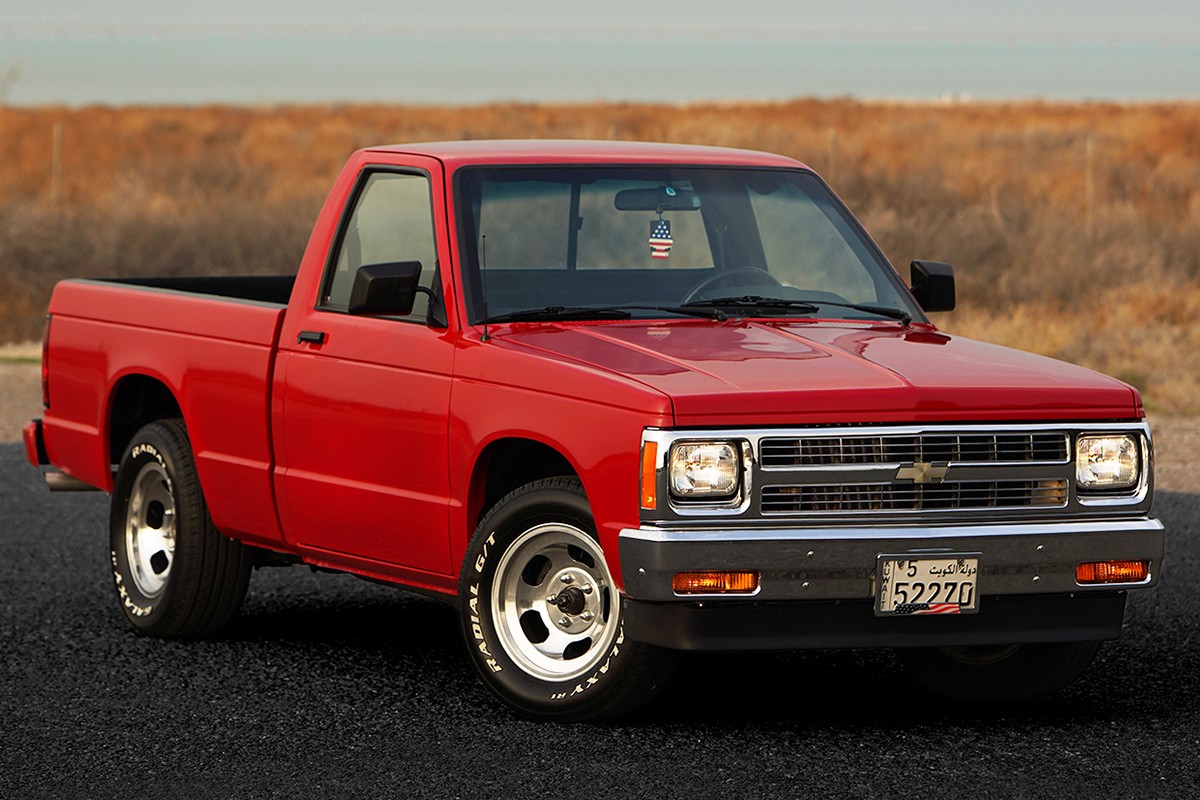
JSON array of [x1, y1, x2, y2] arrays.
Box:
[[910, 260, 955, 313], [348, 261, 421, 316]]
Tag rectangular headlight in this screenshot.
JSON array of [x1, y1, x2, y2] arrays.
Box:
[[1076, 434, 1140, 491], [669, 442, 740, 500]]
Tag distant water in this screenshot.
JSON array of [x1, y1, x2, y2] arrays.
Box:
[[1, 36, 1197, 105]]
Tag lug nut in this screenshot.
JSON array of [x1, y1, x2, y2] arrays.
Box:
[[547, 594, 558, 604], [580, 611, 594, 622], [560, 574, 574, 584], [558, 617, 571, 628], [581, 585, 593, 595]]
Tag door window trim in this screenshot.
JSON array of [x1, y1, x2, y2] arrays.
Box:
[[316, 166, 438, 323]]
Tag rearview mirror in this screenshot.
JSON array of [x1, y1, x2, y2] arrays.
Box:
[[614, 186, 700, 212], [348, 261, 421, 316], [910, 260, 956, 313]]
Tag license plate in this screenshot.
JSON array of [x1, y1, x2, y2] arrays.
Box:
[[875, 554, 980, 616]]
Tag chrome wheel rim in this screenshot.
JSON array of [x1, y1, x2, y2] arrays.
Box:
[[125, 460, 177, 598], [491, 523, 618, 682]]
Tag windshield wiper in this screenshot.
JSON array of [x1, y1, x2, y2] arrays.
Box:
[[683, 295, 819, 314], [477, 304, 727, 325], [683, 295, 911, 325]]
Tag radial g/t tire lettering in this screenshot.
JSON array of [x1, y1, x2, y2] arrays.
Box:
[[109, 418, 252, 638], [459, 477, 677, 721]]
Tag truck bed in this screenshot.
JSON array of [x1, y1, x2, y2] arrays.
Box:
[[42, 276, 292, 547], [104, 274, 295, 305]]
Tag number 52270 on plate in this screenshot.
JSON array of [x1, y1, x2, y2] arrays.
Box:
[[875, 554, 980, 616]]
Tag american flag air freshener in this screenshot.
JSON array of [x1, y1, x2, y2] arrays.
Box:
[[649, 218, 673, 260]]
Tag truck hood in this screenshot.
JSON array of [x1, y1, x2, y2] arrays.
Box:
[[498, 320, 1140, 425]]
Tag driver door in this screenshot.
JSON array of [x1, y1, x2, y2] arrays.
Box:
[[275, 160, 456, 577]]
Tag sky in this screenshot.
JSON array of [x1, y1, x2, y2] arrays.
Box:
[[2, 1, 1198, 105]]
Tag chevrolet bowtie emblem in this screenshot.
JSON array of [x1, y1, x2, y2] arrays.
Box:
[[895, 462, 949, 484]]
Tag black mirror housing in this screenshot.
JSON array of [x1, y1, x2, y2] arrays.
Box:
[[348, 261, 421, 316], [910, 260, 956, 313]]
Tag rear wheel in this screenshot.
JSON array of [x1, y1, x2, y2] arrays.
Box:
[[897, 640, 1103, 702], [109, 419, 252, 637], [460, 477, 676, 721]]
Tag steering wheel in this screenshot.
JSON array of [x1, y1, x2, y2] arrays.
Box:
[[682, 267, 783, 305]]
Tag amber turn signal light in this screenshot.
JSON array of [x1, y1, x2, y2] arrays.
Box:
[[1076, 560, 1149, 585], [672, 570, 760, 595], [641, 441, 658, 510]]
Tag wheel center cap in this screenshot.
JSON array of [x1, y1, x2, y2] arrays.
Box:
[[554, 586, 587, 616]]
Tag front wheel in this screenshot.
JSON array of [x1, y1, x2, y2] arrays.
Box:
[[459, 477, 676, 721], [896, 640, 1103, 703]]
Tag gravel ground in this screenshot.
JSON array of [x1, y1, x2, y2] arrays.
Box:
[[0, 344, 40, 445], [1, 444, 1197, 799]]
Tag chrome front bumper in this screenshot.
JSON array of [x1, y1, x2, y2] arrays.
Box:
[[618, 517, 1165, 603], [618, 517, 1163, 651]]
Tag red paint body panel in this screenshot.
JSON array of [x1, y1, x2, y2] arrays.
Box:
[[497, 319, 1140, 426], [371, 139, 807, 172], [33, 140, 1144, 599], [447, 330, 674, 580], [41, 281, 287, 547], [22, 420, 44, 466]]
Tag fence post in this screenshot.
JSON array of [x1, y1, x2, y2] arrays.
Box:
[[1085, 133, 1095, 244], [51, 121, 63, 209], [827, 127, 837, 184]]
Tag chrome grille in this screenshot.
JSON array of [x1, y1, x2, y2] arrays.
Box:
[[761, 480, 1069, 514], [759, 432, 1068, 468]]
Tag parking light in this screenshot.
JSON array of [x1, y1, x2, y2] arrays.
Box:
[[673, 570, 760, 595], [641, 441, 658, 510], [1076, 560, 1149, 585]]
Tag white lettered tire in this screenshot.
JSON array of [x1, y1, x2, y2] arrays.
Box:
[[459, 477, 676, 721], [109, 419, 252, 637]]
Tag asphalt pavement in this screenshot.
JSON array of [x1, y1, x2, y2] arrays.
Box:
[[2, 442, 1197, 799]]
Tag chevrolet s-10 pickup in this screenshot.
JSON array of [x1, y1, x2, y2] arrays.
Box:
[[25, 140, 1164, 720]]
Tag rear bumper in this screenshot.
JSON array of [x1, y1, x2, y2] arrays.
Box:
[[617, 517, 1162, 650], [23, 419, 48, 467], [23, 419, 101, 492]]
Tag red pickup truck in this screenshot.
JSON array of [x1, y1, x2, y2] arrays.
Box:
[[25, 140, 1163, 720]]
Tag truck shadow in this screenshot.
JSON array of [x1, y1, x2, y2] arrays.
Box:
[[645, 637, 1186, 729], [216, 489, 1198, 729], [219, 575, 1197, 731]]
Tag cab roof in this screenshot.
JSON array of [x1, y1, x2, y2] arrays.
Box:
[[363, 139, 809, 170]]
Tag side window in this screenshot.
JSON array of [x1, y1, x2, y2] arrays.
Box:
[[323, 171, 437, 319]]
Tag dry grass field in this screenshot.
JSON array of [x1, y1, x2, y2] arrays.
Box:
[[1, 100, 1198, 413]]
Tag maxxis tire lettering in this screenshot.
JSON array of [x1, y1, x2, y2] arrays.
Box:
[[111, 548, 153, 617], [109, 418, 252, 638]]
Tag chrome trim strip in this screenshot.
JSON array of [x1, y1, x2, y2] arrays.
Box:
[[641, 422, 1153, 521], [621, 517, 1162, 544], [1075, 431, 1152, 507], [758, 431, 1071, 470]]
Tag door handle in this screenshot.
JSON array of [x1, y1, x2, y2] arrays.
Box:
[[297, 330, 327, 345]]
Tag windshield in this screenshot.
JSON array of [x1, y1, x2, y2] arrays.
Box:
[[455, 166, 920, 323]]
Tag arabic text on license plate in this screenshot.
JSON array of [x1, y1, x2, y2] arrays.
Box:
[[876, 555, 979, 616]]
